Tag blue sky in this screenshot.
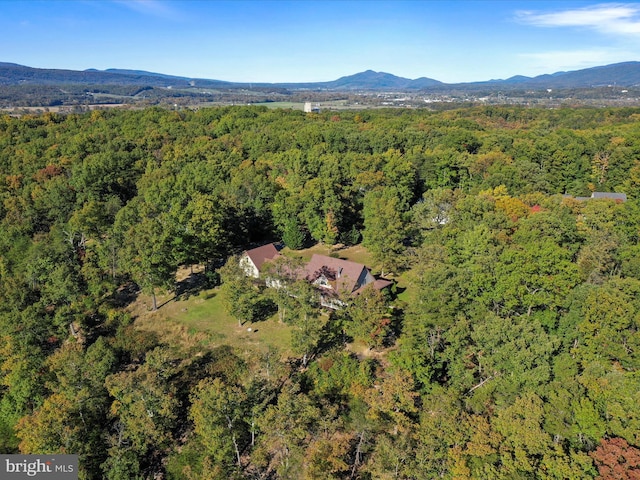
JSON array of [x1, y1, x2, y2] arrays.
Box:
[[2, 1, 640, 83]]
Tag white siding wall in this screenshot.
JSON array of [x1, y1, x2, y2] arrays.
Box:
[[240, 255, 259, 278]]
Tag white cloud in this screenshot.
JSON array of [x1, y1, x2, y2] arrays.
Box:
[[518, 48, 633, 74], [113, 0, 180, 20], [517, 3, 640, 36]]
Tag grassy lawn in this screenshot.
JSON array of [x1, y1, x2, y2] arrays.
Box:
[[394, 269, 420, 306], [129, 243, 418, 360], [283, 243, 374, 266], [132, 283, 293, 360]]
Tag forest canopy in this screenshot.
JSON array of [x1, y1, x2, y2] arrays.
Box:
[[1, 105, 640, 478]]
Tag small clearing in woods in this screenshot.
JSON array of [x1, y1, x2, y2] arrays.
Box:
[[126, 244, 409, 361], [129, 265, 292, 359]]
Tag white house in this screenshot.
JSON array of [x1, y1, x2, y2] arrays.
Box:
[[240, 243, 280, 278]]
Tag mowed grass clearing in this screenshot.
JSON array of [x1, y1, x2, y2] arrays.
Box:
[[283, 243, 374, 268], [251, 101, 306, 110], [131, 280, 292, 359], [129, 243, 417, 358]]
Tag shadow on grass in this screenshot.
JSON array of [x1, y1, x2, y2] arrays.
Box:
[[252, 298, 278, 323], [393, 285, 407, 297], [157, 297, 174, 310], [203, 291, 217, 300], [151, 271, 219, 311], [105, 281, 140, 309], [175, 271, 209, 300]]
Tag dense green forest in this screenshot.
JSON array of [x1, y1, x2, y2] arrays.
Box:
[[2, 105, 640, 479]]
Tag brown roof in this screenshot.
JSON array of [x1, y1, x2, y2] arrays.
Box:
[[353, 278, 393, 296], [373, 278, 393, 290], [244, 243, 280, 272], [302, 254, 369, 295]]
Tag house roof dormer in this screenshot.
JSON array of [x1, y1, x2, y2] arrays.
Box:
[[302, 254, 373, 295]]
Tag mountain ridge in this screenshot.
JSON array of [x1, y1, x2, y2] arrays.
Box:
[[2, 61, 640, 91]]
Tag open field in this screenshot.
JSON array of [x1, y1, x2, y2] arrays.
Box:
[[250, 101, 306, 110], [283, 243, 374, 268], [250, 99, 359, 110], [394, 269, 419, 305], [128, 244, 414, 361], [130, 270, 293, 360]]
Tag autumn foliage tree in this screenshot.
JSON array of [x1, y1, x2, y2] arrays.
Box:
[[590, 438, 640, 480], [6, 105, 640, 479]]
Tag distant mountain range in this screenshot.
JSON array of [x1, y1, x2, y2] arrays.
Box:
[[2, 61, 640, 91]]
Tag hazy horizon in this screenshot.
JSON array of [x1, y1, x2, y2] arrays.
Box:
[[2, 1, 640, 84]]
